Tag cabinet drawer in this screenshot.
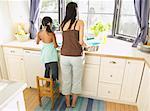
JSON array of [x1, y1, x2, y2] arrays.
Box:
[[85, 55, 100, 65], [98, 83, 121, 100], [101, 57, 126, 68], [3, 47, 24, 56], [100, 57, 126, 84]]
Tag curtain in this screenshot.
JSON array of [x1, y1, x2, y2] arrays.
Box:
[[29, 0, 41, 39], [132, 0, 149, 47]]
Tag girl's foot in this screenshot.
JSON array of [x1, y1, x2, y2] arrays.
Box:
[[65, 95, 70, 108], [71, 94, 77, 108]]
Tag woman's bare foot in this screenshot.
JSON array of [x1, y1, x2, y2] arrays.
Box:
[[71, 94, 77, 108], [65, 95, 70, 107]]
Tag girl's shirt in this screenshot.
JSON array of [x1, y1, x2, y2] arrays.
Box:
[[41, 42, 58, 63]]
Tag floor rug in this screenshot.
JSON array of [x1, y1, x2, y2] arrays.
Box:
[[35, 95, 105, 111]]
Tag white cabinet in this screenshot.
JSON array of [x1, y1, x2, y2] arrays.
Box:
[[98, 57, 125, 100], [120, 60, 144, 103], [137, 64, 150, 111], [24, 50, 44, 88], [82, 64, 100, 97], [3, 47, 26, 82]]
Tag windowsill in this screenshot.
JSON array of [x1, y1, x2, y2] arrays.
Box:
[[107, 35, 135, 43]]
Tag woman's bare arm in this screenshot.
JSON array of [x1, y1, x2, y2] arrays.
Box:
[[79, 20, 87, 47]]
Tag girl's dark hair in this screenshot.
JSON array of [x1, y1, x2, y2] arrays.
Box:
[[61, 2, 78, 30], [40, 16, 53, 33]]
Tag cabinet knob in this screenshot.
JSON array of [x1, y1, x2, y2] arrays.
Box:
[[108, 91, 111, 94], [109, 61, 116, 64], [128, 61, 131, 64], [110, 75, 113, 77]]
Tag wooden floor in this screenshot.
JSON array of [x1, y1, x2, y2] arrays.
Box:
[[23, 88, 138, 111]]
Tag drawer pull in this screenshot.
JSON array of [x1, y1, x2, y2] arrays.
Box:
[[20, 58, 23, 60], [25, 51, 30, 53], [10, 50, 15, 53], [128, 61, 131, 64], [109, 61, 116, 64]]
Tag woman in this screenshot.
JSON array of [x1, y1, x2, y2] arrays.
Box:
[[60, 2, 86, 108]]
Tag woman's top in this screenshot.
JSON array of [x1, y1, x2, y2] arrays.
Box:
[[61, 20, 82, 56], [41, 42, 58, 63]]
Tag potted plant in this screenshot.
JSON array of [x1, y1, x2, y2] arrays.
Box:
[[90, 20, 111, 43], [14, 23, 29, 42]]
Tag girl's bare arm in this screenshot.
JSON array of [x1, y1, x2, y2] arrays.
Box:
[[52, 33, 58, 48]]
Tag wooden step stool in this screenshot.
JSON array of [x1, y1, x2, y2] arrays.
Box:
[[36, 76, 60, 110]]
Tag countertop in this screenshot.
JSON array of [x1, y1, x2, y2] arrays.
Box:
[[2, 38, 150, 67], [0, 80, 27, 109]]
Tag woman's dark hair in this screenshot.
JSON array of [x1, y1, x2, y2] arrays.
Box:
[[40, 16, 53, 33], [61, 2, 78, 30]]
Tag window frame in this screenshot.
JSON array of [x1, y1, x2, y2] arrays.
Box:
[[112, 0, 139, 42]]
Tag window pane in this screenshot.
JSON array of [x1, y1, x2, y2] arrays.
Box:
[[40, 0, 59, 30], [118, 16, 139, 37], [117, 0, 139, 37], [65, 0, 88, 13], [120, 0, 135, 15], [89, 0, 115, 13], [64, 0, 114, 34], [88, 14, 113, 33], [41, 0, 58, 12]]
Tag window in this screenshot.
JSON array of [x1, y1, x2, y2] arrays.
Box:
[[114, 0, 139, 39], [40, 0, 142, 41], [40, 0, 59, 30]]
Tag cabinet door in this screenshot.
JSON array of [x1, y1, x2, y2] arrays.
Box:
[[5, 55, 26, 82], [82, 64, 99, 96], [120, 60, 144, 103], [24, 50, 44, 88], [137, 64, 150, 111]]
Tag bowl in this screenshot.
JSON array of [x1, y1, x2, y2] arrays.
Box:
[[15, 33, 30, 42], [137, 44, 150, 53]]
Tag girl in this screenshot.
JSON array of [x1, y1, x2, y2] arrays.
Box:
[[60, 2, 86, 108], [36, 16, 58, 81]]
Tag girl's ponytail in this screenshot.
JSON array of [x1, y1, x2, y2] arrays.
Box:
[[46, 25, 52, 33], [40, 25, 42, 30]]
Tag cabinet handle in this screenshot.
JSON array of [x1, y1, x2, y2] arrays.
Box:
[[20, 58, 23, 60], [10, 50, 15, 53], [109, 61, 116, 64], [25, 51, 30, 53]]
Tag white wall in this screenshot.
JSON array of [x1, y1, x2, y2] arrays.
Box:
[[8, 0, 30, 33], [0, 0, 13, 42], [0, 0, 29, 43]]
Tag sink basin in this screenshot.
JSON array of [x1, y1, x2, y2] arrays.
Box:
[[0, 82, 8, 91]]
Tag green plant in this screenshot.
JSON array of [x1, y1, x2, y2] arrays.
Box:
[[90, 20, 111, 36]]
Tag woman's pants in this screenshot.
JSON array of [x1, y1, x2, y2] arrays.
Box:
[[60, 55, 83, 95]]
